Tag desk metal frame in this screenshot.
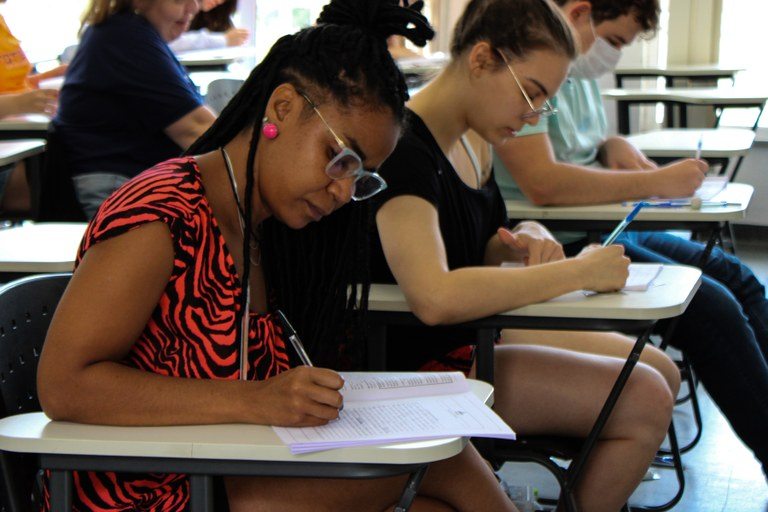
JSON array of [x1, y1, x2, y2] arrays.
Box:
[[42, 454, 429, 512]]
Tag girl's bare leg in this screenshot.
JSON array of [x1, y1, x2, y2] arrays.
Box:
[[493, 344, 673, 512], [0, 162, 31, 213], [225, 443, 518, 512], [501, 329, 681, 396]]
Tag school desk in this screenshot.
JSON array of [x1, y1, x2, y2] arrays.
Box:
[[0, 222, 86, 273]]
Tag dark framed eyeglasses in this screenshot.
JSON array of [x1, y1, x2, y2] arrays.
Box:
[[299, 93, 388, 201]]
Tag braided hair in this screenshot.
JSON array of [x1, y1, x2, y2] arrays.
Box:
[[187, 0, 433, 369]]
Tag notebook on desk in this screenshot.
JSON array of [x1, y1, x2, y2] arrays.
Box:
[[273, 372, 515, 454]]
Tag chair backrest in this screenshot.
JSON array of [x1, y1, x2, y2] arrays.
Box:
[[204, 78, 244, 115], [0, 273, 71, 512]]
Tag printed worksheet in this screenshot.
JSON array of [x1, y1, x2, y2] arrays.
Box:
[[273, 372, 515, 453]]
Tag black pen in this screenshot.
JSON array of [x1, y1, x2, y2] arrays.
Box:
[[275, 309, 314, 366]]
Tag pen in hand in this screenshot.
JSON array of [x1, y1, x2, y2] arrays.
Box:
[[695, 135, 703, 160], [275, 310, 345, 414], [603, 202, 645, 246], [275, 309, 314, 367]]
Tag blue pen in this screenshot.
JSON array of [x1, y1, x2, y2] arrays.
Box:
[[603, 202, 645, 246], [626, 200, 739, 208], [695, 135, 703, 160]]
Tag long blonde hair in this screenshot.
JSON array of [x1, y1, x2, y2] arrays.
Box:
[[80, 0, 135, 34]]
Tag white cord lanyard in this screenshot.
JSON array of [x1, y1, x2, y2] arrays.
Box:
[[220, 147, 251, 381]]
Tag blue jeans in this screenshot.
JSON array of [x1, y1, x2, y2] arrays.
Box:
[[615, 231, 768, 473]]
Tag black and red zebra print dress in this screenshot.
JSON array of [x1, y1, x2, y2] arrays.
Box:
[[49, 157, 291, 511]]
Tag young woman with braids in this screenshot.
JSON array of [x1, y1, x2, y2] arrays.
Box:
[[358, 0, 676, 510], [37, 1, 517, 511]]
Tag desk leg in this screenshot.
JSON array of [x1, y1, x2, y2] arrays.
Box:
[[367, 322, 388, 371], [618, 101, 630, 135], [563, 325, 653, 494], [50, 469, 72, 512], [664, 101, 675, 128], [475, 329, 496, 385], [189, 474, 214, 512], [393, 464, 429, 512], [696, 228, 720, 267]]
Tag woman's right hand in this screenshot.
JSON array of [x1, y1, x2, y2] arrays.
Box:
[[16, 89, 58, 116], [251, 366, 345, 427], [575, 244, 630, 292], [651, 159, 708, 198]]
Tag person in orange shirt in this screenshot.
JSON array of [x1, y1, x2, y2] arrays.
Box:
[[0, 0, 64, 213]]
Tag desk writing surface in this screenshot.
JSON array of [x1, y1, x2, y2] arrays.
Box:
[[177, 47, 256, 67], [505, 183, 752, 223], [0, 114, 51, 132], [602, 87, 768, 105], [369, 264, 701, 322], [0, 139, 46, 166], [614, 65, 742, 78], [626, 128, 754, 158], [0, 380, 491, 465], [0, 222, 86, 273]]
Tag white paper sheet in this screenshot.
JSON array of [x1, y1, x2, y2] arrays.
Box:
[[273, 372, 515, 453]]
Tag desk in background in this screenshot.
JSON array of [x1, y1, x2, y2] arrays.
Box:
[[505, 182, 753, 257], [177, 46, 257, 72], [601, 87, 768, 134], [0, 139, 45, 168], [0, 222, 86, 274], [0, 380, 492, 512], [626, 128, 755, 178], [0, 139, 47, 221], [0, 115, 50, 140], [614, 64, 742, 88]]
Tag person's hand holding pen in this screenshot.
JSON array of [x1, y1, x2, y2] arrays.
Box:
[[244, 310, 344, 427], [574, 244, 630, 293], [249, 366, 345, 427], [649, 159, 708, 198]]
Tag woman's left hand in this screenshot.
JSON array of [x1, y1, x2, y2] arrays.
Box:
[[497, 222, 565, 266]]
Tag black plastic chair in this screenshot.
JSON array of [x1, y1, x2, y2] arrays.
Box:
[[0, 273, 71, 512]]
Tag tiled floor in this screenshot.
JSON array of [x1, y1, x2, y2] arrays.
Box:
[[498, 236, 768, 511]]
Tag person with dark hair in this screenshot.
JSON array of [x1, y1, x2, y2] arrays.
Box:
[[494, 0, 768, 480], [53, 0, 217, 219], [362, 0, 676, 509], [36, 1, 519, 511], [169, 0, 249, 53]]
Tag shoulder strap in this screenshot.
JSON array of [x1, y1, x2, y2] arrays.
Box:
[[459, 135, 483, 188]]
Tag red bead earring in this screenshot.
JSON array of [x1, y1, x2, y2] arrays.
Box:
[[261, 116, 279, 140]]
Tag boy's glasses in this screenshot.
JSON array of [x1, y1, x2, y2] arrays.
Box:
[[496, 50, 558, 120], [300, 93, 388, 201]]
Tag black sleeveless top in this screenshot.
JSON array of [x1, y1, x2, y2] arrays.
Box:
[[370, 110, 508, 370]]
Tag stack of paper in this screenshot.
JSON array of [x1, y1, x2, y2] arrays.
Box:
[[273, 372, 516, 454]]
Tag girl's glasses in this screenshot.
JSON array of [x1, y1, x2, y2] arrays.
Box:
[[299, 93, 388, 201], [496, 50, 558, 120]]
